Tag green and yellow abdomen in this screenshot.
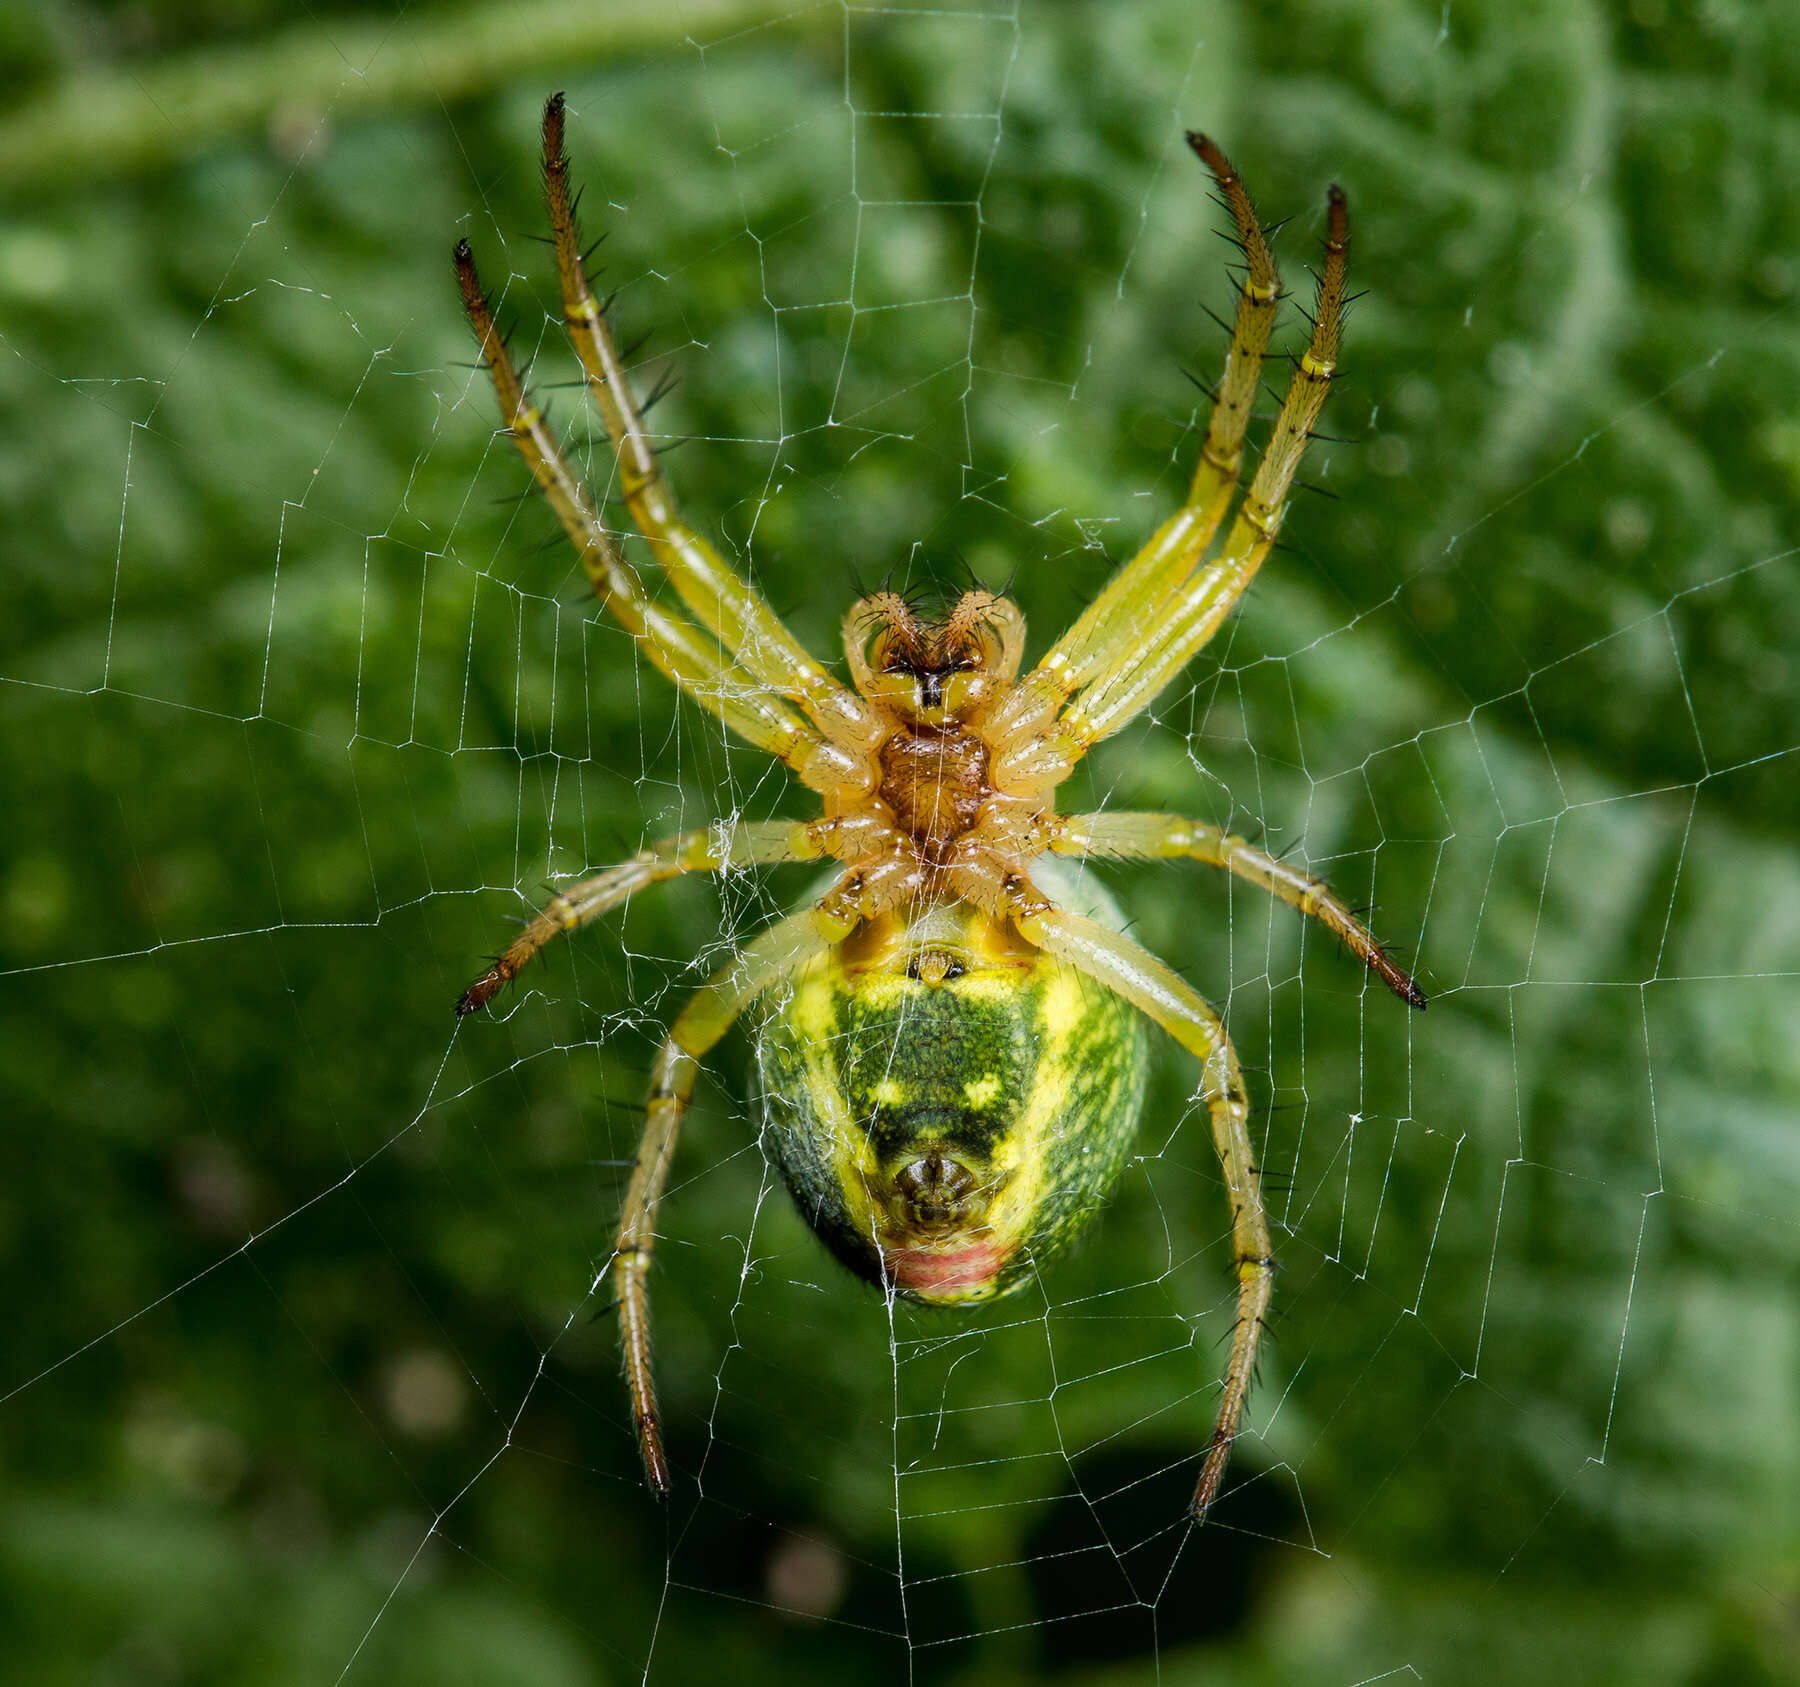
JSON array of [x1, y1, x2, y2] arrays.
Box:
[[754, 863, 1148, 1303]]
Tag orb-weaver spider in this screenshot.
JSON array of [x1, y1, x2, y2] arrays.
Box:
[[453, 93, 1423, 1522]]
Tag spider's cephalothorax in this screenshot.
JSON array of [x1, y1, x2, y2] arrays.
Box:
[[453, 94, 1425, 1521]]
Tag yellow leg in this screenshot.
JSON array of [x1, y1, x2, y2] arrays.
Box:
[[453, 240, 829, 763], [537, 94, 878, 748], [1053, 810, 1424, 1008], [988, 134, 1284, 749], [1183, 134, 1284, 519], [455, 820, 820, 1016], [1064, 184, 1350, 748], [613, 909, 833, 1496], [1007, 893, 1273, 1522]]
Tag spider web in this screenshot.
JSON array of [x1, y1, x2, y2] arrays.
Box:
[[4, 1, 1799, 1681]]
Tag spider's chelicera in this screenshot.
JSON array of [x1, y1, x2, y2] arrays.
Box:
[[454, 94, 1423, 1522]]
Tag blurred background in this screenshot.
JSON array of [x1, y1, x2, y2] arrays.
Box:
[[3, 1, 1798, 1682]]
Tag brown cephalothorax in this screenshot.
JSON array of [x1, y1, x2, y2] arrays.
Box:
[[874, 709, 992, 864], [453, 93, 1424, 1523]]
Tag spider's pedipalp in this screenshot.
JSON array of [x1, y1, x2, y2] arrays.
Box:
[[843, 586, 1018, 730]]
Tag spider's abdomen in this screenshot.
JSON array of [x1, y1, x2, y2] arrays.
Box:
[[753, 865, 1147, 1304]]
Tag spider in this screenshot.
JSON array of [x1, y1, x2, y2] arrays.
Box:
[[452, 93, 1424, 1522]]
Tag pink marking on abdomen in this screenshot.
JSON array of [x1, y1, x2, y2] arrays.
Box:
[[885, 1239, 1007, 1298]]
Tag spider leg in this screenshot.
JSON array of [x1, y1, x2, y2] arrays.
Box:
[[1004, 895, 1271, 1521], [1183, 136, 1284, 526], [988, 175, 1347, 791], [455, 243, 875, 794], [1056, 185, 1349, 750], [613, 908, 834, 1496], [456, 819, 821, 1016], [987, 134, 1281, 748], [1053, 810, 1424, 1008], [538, 94, 878, 748]]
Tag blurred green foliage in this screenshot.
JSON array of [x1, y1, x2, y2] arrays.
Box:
[[3, 1, 1799, 1682]]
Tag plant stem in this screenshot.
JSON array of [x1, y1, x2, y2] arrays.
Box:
[[0, 0, 830, 197]]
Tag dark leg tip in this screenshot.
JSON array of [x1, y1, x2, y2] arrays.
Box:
[[455, 980, 495, 1017]]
